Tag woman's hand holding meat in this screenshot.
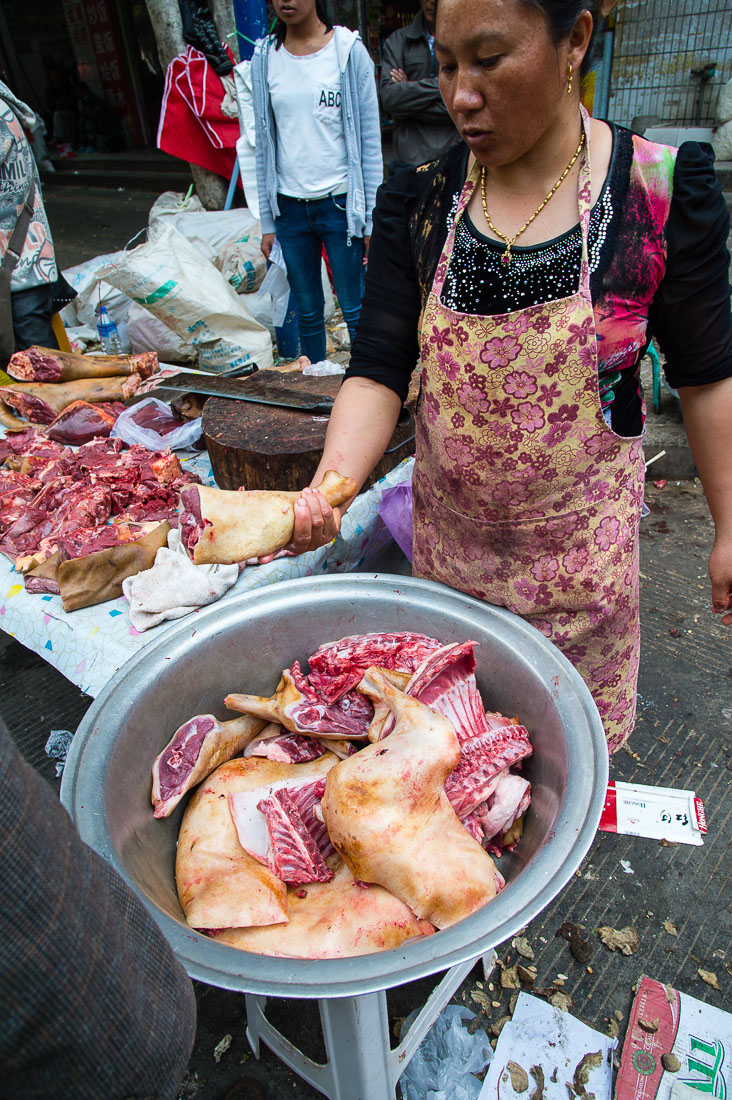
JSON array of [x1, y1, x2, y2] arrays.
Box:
[[256, 488, 340, 563]]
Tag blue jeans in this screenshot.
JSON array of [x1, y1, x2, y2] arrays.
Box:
[[275, 193, 364, 363]]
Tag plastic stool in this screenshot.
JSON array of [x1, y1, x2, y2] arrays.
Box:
[[245, 951, 496, 1100]]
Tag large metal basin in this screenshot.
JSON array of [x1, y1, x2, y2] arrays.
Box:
[[61, 573, 607, 998]]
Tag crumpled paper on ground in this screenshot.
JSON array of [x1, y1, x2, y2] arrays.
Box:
[[44, 729, 74, 777], [399, 1005, 493, 1100], [122, 528, 238, 631]]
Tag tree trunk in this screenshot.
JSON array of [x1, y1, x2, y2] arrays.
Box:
[[144, 0, 233, 210], [211, 0, 238, 59]]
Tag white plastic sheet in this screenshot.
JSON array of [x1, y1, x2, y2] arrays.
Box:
[[400, 1005, 493, 1100]]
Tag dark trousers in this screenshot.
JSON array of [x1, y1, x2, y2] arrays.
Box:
[[11, 283, 59, 352], [275, 192, 365, 363]]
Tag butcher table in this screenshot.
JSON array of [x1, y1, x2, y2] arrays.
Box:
[[0, 437, 413, 698]]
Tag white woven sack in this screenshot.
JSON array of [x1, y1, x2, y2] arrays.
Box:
[[96, 223, 273, 372]]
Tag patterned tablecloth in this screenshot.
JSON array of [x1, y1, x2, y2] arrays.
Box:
[[0, 443, 413, 698]]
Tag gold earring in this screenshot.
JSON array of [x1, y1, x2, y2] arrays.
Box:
[[567, 62, 573, 95]]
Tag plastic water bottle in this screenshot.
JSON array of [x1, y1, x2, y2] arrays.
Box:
[[96, 304, 122, 355]]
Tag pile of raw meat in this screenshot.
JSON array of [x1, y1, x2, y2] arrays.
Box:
[[0, 345, 159, 436], [0, 427, 201, 606], [152, 631, 533, 959]]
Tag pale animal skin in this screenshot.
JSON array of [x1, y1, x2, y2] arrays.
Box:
[[210, 862, 435, 958], [184, 469, 357, 565], [320, 668, 498, 929], [176, 754, 336, 931]]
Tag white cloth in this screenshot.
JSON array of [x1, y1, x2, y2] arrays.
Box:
[[267, 37, 348, 199], [122, 530, 239, 632]]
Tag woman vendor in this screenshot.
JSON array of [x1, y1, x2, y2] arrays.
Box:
[[280, 0, 732, 752]]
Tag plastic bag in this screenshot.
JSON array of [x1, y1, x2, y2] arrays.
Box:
[[110, 397, 202, 450], [61, 251, 133, 348], [256, 239, 335, 332], [379, 476, 413, 562], [399, 1005, 493, 1100], [148, 192, 257, 254], [301, 359, 345, 377]]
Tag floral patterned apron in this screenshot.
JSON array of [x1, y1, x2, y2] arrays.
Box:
[[412, 110, 645, 752]]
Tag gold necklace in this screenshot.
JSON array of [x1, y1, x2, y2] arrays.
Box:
[[480, 130, 586, 267]]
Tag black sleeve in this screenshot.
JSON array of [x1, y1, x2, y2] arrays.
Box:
[[346, 166, 423, 404], [649, 141, 732, 388]]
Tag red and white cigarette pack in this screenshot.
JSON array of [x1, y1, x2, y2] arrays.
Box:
[[599, 782, 707, 846]]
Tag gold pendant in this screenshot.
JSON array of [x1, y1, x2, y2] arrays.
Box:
[[501, 245, 512, 267]]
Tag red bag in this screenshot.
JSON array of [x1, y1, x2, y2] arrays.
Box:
[[157, 45, 240, 181]]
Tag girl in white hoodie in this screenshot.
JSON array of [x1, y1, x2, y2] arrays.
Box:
[[251, 0, 382, 362]]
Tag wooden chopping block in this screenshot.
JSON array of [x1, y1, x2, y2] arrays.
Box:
[[203, 373, 416, 491]]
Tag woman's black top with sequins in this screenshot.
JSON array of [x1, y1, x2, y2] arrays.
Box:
[[348, 125, 732, 437]]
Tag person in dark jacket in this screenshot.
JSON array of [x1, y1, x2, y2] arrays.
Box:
[[0, 716, 196, 1100], [379, 0, 458, 168], [0, 80, 60, 357]]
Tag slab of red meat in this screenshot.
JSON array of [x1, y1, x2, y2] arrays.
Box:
[[0, 428, 51, 462], [55, 522, 152, 560], [0, 432, 197, 582], [29, 477, 77, 515], [24, 574, 60, 595], [126, 402, 188, 437], [23, 452, 76, 483], [46, 401, 125, 445], [256, 786, 333, 885], [0, 472, 38, 507], [113, 498, 179, 526], [6, 347, 158, 382], [0, 508, 54, 558], [306, 631, 443, 703], [1, 390, 57, 424], [54, 484, 112, 535]]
